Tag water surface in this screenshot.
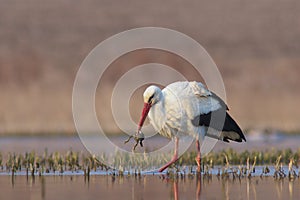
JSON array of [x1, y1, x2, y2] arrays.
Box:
[[0, 175, 299, 200]]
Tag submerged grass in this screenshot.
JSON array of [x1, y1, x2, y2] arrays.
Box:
[[0, 148, 299, 180]]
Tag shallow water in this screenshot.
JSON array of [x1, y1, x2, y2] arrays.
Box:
[[1, 175, 299, 200], [0, 133, 299, 155], [0, 165, 295, 177], [0, 135, 300, 199]]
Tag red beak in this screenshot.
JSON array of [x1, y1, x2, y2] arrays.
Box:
[[138, 102, 152, 131]]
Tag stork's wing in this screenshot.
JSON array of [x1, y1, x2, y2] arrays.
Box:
[[189, 82, 246, 143], [164, 81, 246, 142], [193, 108, 246, 142]]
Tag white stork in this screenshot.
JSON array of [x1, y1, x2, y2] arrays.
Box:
[[137, 81, 246, 172]]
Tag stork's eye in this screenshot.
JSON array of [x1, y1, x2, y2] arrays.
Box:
[[148, 94, 154, 103]]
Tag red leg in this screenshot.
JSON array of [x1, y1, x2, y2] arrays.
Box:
[[158, 137, 179, 172], [195, 140, 201, 173]]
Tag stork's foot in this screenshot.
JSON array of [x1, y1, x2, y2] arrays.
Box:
[[158, 157, 179, 173], [158, 167, 167, 173]]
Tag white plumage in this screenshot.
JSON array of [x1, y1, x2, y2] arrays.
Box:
[[145, 82, 220, 138], [137, 81, 246, 172]]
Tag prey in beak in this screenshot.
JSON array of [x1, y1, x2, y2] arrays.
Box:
[[124, 102, 151, 150]]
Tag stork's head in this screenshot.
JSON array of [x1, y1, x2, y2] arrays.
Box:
[[143, 85, 162, 105], [138, 85, 162, 131]]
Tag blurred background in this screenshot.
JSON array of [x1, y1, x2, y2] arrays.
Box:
[[1, 0, 300, 135]]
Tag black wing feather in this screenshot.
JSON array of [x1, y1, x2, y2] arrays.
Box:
[[192, 108, 246, 143]]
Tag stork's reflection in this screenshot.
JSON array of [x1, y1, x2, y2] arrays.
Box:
[[196, 173, 201, 200], [168, 173, 203, 200]]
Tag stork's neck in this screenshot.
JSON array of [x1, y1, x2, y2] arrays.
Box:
[[148, 94, 166, 132]]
